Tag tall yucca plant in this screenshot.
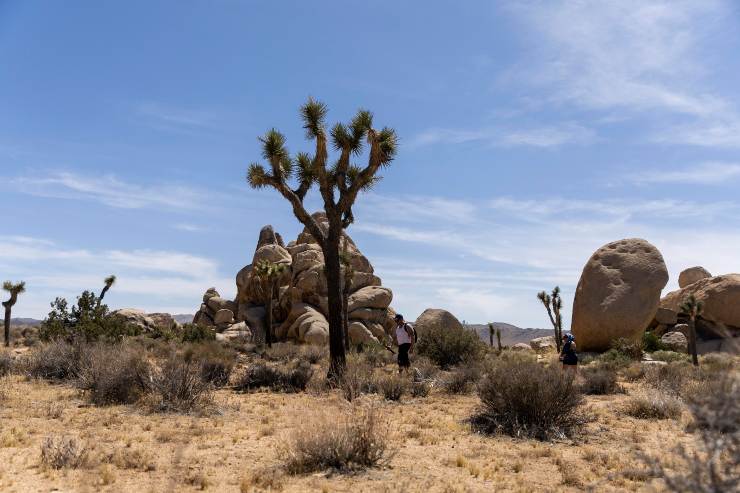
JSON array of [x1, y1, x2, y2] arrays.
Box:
[[679, 294, 703, 366], [3, 281, 26, 347], [537, 286, 563, 352], [253, 260, 288, 348], [99, 275, 116, 302], [247, 97, 398, 380]]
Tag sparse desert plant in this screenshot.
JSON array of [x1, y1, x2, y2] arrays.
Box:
[[610, 337, 643, 360], [650, 350, 689, 363], [579, 365, 622, 395], [442, 365, 482, 394], [3, 280, 25, 347], [0, 351, 13, 376], [416, 322, 484, 369], [643, 361, 697, 397], [300, 344, 327, 364], [339, 356, 376, 401], [641, 374, 739, 492], [264, 342, 300, 362], [284, 405, 392, 473], [597, 348, 634, 369], [410, 380, 431, 397], [412, 356, 439, 381], [25, 339, 84, 380], [360, 342, 395, 367], [145, 354, 213, 413], [374, 373, 406, 401], [470, 357, 585, 440], [642, 330, 665, 352], [536, 286, 563, 352], [236, 362, 313, 393], [679, 294, 703, 366], [247, 97, 398, 380], [41, 435, 88, 469], [184, 341, 236, 387], [700, 352, 736, 372], [624, 391, 683, 420], [77, 342, 150, 405]]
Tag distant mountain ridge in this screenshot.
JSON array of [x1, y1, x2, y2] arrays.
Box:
[[10, 314, 195, 326], [467, 323, 552, 347]]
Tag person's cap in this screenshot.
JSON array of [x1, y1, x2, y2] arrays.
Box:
[[394, 314, 404, 321]]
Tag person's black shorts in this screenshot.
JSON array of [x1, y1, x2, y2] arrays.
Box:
[[398, 343, 411, 368]]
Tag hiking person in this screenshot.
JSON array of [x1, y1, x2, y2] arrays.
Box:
[[394, 313, 415, 374], [560, 333, 578, 373]]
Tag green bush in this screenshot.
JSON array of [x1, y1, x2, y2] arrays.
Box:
[[642, 331, 665, 352], [650, 350, 689, 363], [416, 324, 484, 369], [180, 323, 215, 343], [442, 365, 482, 394], [610, 337, 643, 360], [39, 292, 140, 342], [597, 349, 633, 369], [470, 357, 585, 440]]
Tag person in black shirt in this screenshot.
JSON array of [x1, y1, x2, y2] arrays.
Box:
[[560, 333, 578, 374]]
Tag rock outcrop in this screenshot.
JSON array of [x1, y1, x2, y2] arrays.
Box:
[[414, 308, 464, 335], [571, 238, 669, 352], [660, 273, 740, 336], [193, 214, 395, 346], [112, 308, 180, 333], [678, 266, 712, 289], [661, 331, 688, 352]]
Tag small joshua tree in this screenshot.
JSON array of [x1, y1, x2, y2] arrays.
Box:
[[339, 244, 354, 351], [488, 323, 494, 347], [537, 286, 563, 352], [3, 281, 26, 347], [247, 97, 397, 380], [680, 294, 703, 366], [253, 260, 288, 348], [496, 327, 502, 352], [99, 275, 116, 302]]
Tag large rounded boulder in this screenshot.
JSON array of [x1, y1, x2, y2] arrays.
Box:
[[414, 308, 464, 333], [678, 266, 712, 288], [571, 238, 669, 352]]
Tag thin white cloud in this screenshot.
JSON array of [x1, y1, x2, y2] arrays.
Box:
[[509, 0, 740, 147], [134, 101, 215, 130], [10, 171, 210, 211], [173, 223, 206, 233], [410, 123, 593, 148], [633, 162, 740, 185]]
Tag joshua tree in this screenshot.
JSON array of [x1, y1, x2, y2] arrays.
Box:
[[487, 323, 494, 347], [247, 97, 397, 380], [340, 244, 354, 351], [253, 260, 288, 348], [537, 286, 563, 352], [679, 294, 703, 366], [496, 327, 502, 352], [99, 275, 116, 302], [3, 281, 26, 347]]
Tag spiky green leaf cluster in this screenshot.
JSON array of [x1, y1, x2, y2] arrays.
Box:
[[104, 275, 116, 287], [2, 281, 26, 294], [300, 97, 328, 139]]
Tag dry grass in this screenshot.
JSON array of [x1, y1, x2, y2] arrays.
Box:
[[40, 435, 89, 469], [623, 390, 683, 420]]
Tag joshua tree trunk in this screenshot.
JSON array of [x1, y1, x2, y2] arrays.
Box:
[[3, 302, 10, 347], [324, 229, 346, 381], [488, 323, 494, 347], [100, 285, 110, 301], [687, 318, 699, 366], [342, 283, 350, 351], [265, 279, 276, 347], [496, 327, 502, 352]]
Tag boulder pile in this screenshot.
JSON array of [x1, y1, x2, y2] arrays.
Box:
[[193, 213, 396, 346], [111, 308, 181, 333]]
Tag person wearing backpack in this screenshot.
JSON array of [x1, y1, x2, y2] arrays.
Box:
[[559, 333, 578, 374], [394, 313, 416, 374]]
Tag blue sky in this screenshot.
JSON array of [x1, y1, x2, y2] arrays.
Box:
[[2, 1, 740, 327]]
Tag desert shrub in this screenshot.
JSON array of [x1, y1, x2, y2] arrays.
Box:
[[650, 350, 689, 363], [339, 356, 376, 401], [470, 357, 585, 440], [145, 354, 213, 413], [623, 362, 647, 382], [180, 323, 215, 343], [412, 356, 439, 381], [410, 381, 431, 397], [442, 365, 482, 394], [643, 361, 697, 397], [300, 345, 327, 365], [700, 352, 736, 372], [611, 337, 643, 359], [26, 339, 85, 380], [642, 331, 665, 352], [77, 343, 150, 405], [358, 343, 395, 368], [284, 405, 391, 473], [184, 341, 236, 387], [236, 362, 313, 393], [416, 323, 484, 369], [641, 374, 739, 492], [39, 292, 140, 342], [374, 373, 406, 401], [0, 352, 13, 376], [597, 349, 633, 369], [580, 365, 621, 395], [624, 391, 683, 420], [263, 342, 300, 362], [41, 435, 88, 469]]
